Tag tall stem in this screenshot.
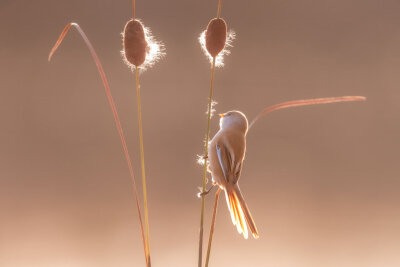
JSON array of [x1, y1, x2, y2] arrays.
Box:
[[48, 23, 149, 266], [132, 0, 136, 19], [217, 0, 222, 18], [205, 188, 222, 267], [198, 57, 217, 267], [135, 67, 151, 267]]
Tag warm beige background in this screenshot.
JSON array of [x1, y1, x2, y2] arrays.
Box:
[[1, 0, 399, 266]]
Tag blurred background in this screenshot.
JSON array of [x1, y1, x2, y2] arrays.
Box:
[[1, 0, 399, 266]]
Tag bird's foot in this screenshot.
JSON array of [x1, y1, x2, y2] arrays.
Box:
[[197, 184, 216, 198]]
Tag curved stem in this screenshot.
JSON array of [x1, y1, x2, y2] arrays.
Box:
[[48, 23, 148, 265], [249, 96, 366, 130], [205, 188, 222, 267], [135, 67, 151, 267], [198, 56, 217, 267]]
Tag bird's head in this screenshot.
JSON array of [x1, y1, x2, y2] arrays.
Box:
[[219, 110, 248, 133]]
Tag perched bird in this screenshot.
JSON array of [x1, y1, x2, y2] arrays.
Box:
[[206, 97, 367, 239], [208, 110, 259, 239]]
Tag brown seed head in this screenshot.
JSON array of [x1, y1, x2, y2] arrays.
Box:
[[205, 18, 227, 58], [123, 19, 148, 67]]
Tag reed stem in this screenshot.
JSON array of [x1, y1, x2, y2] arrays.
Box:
[[217, 0, 222, 18], [48, 23, 149, 266], [135, 67, 151, 267], [249, 96, 367, 130], [198, 56, 217, 267], [205, 188, 222, 267], [132, 0, 135, 19]]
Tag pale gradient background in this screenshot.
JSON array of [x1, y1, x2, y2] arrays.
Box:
[[1, 0, 399, 266]]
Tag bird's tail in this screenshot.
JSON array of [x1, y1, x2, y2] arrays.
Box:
[[224, 184, 259, 239]]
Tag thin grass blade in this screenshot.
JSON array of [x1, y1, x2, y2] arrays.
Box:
[[249, 96, 366, 129], [205, 188, 222, 267], [48, 23, 149, 265]]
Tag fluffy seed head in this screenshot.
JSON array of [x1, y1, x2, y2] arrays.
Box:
[[200, 18, 235, 67], [123, 19, 148, 67], [122, 19, 165, 71], [205, 18, 227, 57]]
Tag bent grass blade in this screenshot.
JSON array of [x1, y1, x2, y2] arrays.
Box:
[[249, 96, 366, 130], [48, 22, 149, 265]]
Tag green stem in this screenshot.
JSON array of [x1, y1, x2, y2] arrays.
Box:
[[135, 67, 151, 267], [198, 56, 216, 267], [205, 188, 222, 267]]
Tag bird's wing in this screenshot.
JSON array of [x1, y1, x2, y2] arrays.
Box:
[[232, 162, 242, 185], [216, 142, 233, 183]]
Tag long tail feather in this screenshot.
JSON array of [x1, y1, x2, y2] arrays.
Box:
[[234, 193, 249, 239], [229, 193, 243, 234], [225, 186, 257, 239], [233, 185, 259, 239], [225, 190, 236, 227]]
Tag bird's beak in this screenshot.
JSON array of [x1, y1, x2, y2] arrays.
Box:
[[219, 113, 225, 118]]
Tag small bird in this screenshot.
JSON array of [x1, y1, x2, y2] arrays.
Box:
[[205, 96, 367, 239], [208, 110, 259, 239]]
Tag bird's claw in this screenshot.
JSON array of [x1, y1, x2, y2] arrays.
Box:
[[197, 184, 215, 198]]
